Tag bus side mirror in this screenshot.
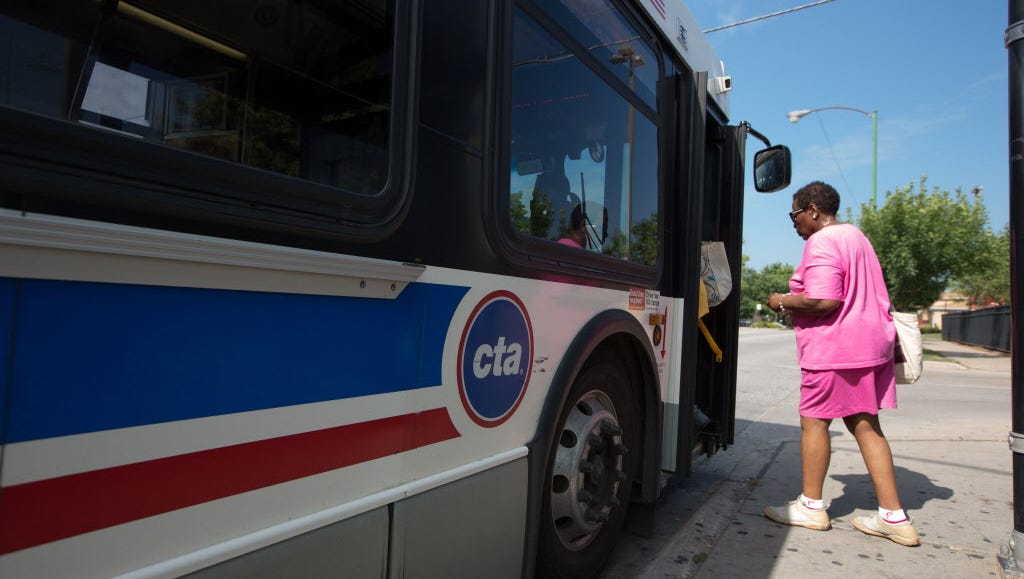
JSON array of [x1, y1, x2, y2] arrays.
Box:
[[753, 145, 792, 193]]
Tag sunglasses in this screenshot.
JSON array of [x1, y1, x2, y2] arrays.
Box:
[[788, 207, 807, 222]]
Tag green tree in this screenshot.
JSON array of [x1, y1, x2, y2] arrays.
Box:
[[738, 255, 758, 319], [953, 224, 1010, 307], [739, 260, 794, 320], [529, 192, 553, 238], [857, 177, 992, 311], [629, 213, 658, 266], [603, 231, 628, 259], [510, 191, 529, 234]]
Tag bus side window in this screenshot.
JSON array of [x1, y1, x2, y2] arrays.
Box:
[[508, 4, 659, 267], [1, 1, 395, 197]]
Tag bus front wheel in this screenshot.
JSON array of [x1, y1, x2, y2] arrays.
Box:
[[536, 359, 641, 578]]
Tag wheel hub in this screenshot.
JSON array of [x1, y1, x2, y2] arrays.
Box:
[[549, 390, 628, 551]]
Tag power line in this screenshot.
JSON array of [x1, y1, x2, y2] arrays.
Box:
[[703, 0, 837, 33], [813, 114, 860, 209]]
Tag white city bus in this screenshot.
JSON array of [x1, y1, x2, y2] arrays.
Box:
[[0, 1, 789, 577]]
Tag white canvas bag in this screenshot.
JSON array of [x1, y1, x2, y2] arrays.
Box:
[[700, 241, 732, 307], [892, 311, 923, 384]]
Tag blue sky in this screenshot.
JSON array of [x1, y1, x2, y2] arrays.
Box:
[[687, 0, 1009, 270]]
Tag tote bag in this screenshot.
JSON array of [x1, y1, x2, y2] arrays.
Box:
[[700, 241, 732, 307], [892, 311, 923, 384]]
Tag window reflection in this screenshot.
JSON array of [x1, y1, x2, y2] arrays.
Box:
[[550, 0, 658, 109], [80, 63, 153, 130], [510, 7, 659, 266], [0, 0, 394, 195]]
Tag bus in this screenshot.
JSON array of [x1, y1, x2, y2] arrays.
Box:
[[0, 1, 790, 577]]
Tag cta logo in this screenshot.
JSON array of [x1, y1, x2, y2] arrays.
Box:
[[458, 291, 533, 427]]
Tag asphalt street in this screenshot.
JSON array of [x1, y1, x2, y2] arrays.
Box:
[[601, 329, 1013, 579]]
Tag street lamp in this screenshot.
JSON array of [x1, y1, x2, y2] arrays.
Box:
[[787, 106, 878, 207], [610, 46, 644, 241]]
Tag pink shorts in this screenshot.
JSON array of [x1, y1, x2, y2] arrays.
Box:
[[799, 362, 897, 419]]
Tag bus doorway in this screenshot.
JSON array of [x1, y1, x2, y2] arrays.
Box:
[[690, 122, 748, 457], [677, 122, 790, 470]]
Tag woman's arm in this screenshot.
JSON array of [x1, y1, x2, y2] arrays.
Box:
[[767, 292, 841, 316]]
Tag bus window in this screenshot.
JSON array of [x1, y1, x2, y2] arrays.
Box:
[[509, 6, 659, 267], [0, 0, 394, 196], [547, 0, 658, 110]]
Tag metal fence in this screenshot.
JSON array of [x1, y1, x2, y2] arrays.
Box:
[[941, 305, 1011, 353]]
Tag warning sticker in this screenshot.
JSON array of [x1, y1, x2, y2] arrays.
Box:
[[628, 288, 645, 310]]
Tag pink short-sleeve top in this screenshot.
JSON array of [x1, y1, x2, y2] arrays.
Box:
[[789, 223, 895, 370]]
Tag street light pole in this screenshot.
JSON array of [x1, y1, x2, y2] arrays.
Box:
[[610, 46, 644, 246], [1000, 1, 1024, 575], [787, 106, 878, 207], [871, 109, 877, 207]]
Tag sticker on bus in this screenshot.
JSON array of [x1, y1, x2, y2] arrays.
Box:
[[457, 290, 533, 427]]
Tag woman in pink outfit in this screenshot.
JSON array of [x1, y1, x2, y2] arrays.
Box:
[[761, 181, 919, 547]]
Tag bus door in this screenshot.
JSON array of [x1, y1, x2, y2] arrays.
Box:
[[656, 69, 706, 477], [659, 68, 744, 477], [675, 120, 789, 471], [665, 110, 745, 476], [689, 122, 748, 457]]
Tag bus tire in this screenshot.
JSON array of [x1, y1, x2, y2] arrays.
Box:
[[535, 357, 641, 579]]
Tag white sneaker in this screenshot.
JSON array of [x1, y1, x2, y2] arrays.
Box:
[[763, 497, 831, 531], [852, 514, 920, 546]]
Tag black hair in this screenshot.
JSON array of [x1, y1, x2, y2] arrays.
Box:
[[793, 181, 840, 215], [570, 204, 585, 230]]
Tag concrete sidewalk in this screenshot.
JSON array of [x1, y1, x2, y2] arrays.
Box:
[[604, 336, 1014, 579]]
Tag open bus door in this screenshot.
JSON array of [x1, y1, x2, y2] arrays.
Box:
[[692, 122, 747, 458], [677, 119, 791, 472]]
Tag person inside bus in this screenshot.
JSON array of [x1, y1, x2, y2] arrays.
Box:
[[530, 154, 584, 241], [761, 181, 920, 547], [558, 204, 588, 249]]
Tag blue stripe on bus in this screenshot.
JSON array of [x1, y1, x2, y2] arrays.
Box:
[[2, 279, 469, 443], [0, 279, 14, 445]]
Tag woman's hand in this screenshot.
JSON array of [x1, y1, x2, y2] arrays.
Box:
[[767, 293, 786, 313]]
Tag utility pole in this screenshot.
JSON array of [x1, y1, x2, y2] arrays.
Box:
[[999, 1, 1024, 575]]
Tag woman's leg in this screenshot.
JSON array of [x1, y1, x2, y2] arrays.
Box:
[[843, 412, 901, 510], [763, 415, 834, 530], [801, 416, 833, 500]]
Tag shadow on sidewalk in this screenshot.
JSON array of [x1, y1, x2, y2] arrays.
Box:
[[827, 466, 954, 519]]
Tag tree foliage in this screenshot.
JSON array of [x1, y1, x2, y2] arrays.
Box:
[[857, 178, 992, 311], [952, 224, 1010, 307], [510, 191, 530, 234], [508, 192, 658, 266], [739, 258, 794, 319], [628, 213, 659, 266]]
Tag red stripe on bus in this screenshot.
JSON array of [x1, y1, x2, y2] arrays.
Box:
[[0, 408, 460, 555]]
